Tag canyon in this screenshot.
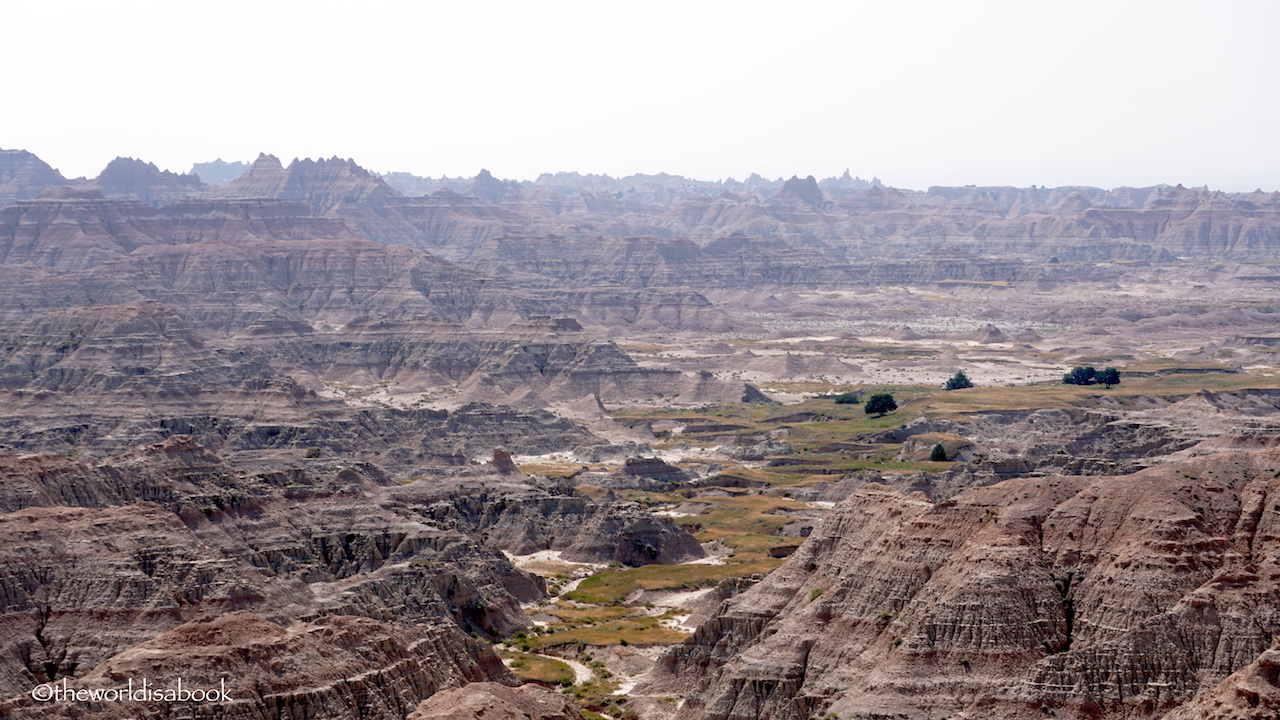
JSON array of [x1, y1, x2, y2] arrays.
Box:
[[0, 147, 1277, 719]]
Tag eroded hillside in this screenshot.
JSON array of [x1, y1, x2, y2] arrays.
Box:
[[0, 149, 1277, 719]]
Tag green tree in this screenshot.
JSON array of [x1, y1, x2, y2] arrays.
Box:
[[943, 370, 973, 391], [864, 393, 897, 417], [930, 443, 948, 461], [1063, 366, 1096, 385], [1098, 367, 1121, 389]]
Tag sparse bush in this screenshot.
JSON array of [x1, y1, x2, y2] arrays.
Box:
[[810, 587, 825, 600]]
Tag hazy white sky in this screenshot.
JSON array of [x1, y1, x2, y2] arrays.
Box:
[[4, 0, 1277, 190]]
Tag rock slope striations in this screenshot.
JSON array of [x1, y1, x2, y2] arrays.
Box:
[[646, 447, 1280, 720]]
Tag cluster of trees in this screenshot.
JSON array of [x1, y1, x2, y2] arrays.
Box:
[[835, 391, 898, 416], [1063, 366, 1121, 388], [944, 370, 973, 390]]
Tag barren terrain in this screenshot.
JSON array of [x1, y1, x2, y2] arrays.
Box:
[[0, 148, 1278, 719]]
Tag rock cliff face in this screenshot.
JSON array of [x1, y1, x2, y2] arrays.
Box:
[[394, 472, 706, 566], [4, 612, 510, 720], [408, 681, 586, 720], [0, 195, 354, 270], [0, 428, 706, 716], [1159, 639, 1280, 720], [646, 447, 1280, 720]]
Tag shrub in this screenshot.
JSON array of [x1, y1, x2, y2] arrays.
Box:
[[864, 394, 897, 417], [943, 370, 973, 390], [833, 391, 860, 404], [930, 443, 947, 461]]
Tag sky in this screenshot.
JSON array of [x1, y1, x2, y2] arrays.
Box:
[[3, 0, 1277, 191]]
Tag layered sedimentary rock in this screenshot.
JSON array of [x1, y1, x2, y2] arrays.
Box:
[[408, 681, 586, 720], [9, 151, 1280, 274], [88, 157, 206, 206], [0, 149, 68, 203], [1159, 640, 1280, 719], [0, 503, 304, 697], [4, 612, 510, 720], [0, 194, 353, 270], [220, 154, 398, 215], [646, 447, 1280, 720]]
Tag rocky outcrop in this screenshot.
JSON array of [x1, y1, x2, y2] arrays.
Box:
[[3, 612, 511, 720], [774, 175, 824, 208], [190, 159, 249, 186], [0, 503, 304, 697], [1159, 640, 1280, 719], [465, 169, 509, 205], [399, 475, 706, 566], [221, 153, 399, 215], [646, 448, 1280, 719], [90, 157, 205, 205], [0, 149, 68, 203], [408, 681, 584, 720]]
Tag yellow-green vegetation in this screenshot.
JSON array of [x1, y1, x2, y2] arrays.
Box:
[[563, 493, 814, 603], [505, 365, 1280, 715], [497, 649, 574, 685], [543, 602, 640, 625], [523, 615, 690, 649], [514, 461, 585, 479], [691, 494, 805, 544], [565, 555, 783, 604]]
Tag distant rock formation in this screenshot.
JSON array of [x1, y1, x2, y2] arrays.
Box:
[[221, 153, 398, 214], [92, 156, 205, 205], [465, 168, 509, 205], [0, 148, 68, 202], [190, 158, 250, 185], [775, 174, 824, 208]]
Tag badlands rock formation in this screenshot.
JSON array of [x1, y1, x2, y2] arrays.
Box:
[[0, 148, 1278, 719], [408, 681, 585, 720], [646, 447, 1280, 720], [4, 612, 508, 720]]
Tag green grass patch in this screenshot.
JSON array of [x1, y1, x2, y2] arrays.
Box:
[[526, 615, 691, 648], [544, 603, 640, 625], [565, 555, 782, 605], [497, 649, 574, 685]]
